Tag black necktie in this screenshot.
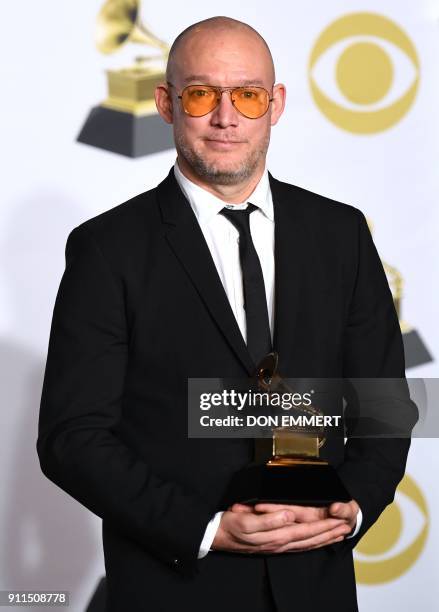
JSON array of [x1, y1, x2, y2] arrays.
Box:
[[220, 204, 273, 462], [220, 204, 272, 367]]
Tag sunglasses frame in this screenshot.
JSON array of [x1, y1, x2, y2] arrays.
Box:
[[167, 82, 274, 119]]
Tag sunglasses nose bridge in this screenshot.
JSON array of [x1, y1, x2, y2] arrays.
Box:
[[212, 88, 239, 115], [215, 88, 235, 104]]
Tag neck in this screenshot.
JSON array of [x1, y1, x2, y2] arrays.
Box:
[[176, 155, 265, 204]]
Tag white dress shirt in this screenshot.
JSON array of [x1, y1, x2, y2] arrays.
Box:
[[174, 161, 275, 343], [173, 161, 362, 558]]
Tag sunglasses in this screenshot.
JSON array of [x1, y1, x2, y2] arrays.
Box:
[[167, 82, 274, 119]]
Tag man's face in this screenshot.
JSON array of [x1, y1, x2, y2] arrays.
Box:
[[157, 29, 285, 186]]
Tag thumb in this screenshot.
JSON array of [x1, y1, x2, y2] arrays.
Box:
[[329, 502, 350, 518], [230, 503, 254, 513]]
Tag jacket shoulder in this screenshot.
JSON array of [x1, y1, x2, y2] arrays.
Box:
[[73, 184, 159, 244], [270, 175, 365, 226], [62, 182, 166, 279]]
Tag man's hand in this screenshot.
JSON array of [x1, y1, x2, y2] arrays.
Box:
[[328, 500, 360, 532], [253, 499, 360, 533], [211, 504, 352, 554]]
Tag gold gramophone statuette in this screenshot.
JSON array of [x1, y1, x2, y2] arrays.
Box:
[[222, 352, 351, 507], [366, 219, 432, 368], [77, 0, 173, 157], [96, 0, 169, 116], [256, 352, 326, 465]]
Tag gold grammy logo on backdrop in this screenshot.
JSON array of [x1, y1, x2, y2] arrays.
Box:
[[308, 13, 420, 133], [367, 219, 432, 368], [77, 0, 173, 157], [354, 475, 429, 583]]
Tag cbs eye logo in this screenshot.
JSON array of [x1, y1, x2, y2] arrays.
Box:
[[354, 474, 429, 584], [308, 12, 420, 133]]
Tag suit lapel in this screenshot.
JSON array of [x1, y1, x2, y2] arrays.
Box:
[[156, 170, 255, 375], [270, 174, 309, 371]]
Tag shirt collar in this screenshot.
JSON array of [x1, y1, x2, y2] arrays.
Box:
[[173, 160, 274, 225]]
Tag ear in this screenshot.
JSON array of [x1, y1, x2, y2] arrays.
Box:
[[155, 83, 173, 124], [270, 83, 286, 127]]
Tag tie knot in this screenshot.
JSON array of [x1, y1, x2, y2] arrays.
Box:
[[219, 203, 257, 236]]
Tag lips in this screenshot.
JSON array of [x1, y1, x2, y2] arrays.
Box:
[[204, 134, 246, 142], [204, 138, 245, 146]]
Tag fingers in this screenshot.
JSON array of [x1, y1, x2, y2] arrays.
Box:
[[277, 522, 353, 553], [230, 503, 254, 513], [254, 503, 328, 522], [217, 509, 297, 553], [215, 510, 351, 555], [236, 509, 296, 535], [329, 501, 350, 517], [245, 517, 346, 550], [329, 500, 359, 527]]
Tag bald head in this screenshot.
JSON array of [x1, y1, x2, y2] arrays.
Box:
[[166, 16, 275, 85], [155, 15, 286, 197]]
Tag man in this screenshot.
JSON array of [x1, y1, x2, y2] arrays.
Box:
[[37, 16, 416, 612]]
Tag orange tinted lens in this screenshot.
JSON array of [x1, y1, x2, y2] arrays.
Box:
[[182, 86, 218, 116], [232, 87, 269, 118]]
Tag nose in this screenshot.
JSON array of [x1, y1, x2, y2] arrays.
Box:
[[209, 90, 239, 128]]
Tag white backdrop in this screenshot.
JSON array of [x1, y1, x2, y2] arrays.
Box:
[[1, 1, 438, 610]]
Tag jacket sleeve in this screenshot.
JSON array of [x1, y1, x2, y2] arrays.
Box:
[[337, 212, 418, 546], [37, 224, 214, 574]]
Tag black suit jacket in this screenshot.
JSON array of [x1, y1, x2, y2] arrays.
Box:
[[37, 169, 417, 612]]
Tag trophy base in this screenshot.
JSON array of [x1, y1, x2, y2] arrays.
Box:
[[222, 461, 351, 507], [77, 106, 174, 158], [402, 328, 433, 369]]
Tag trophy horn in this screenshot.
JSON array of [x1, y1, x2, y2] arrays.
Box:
[[96, 0, 169, 55]]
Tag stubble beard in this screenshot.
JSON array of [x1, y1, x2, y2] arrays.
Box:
[[175, 130, 270, 186]]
